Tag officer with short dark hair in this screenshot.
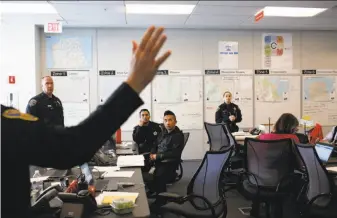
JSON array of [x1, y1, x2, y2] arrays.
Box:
[[26, 76, 64, 127], [215, 91, 242, 132], [132, 109, 161, 154]]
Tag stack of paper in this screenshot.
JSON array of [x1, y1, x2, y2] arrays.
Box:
[[30, 176, 49, 183], [327, 166, 337, 173], [104, 171, 134, 178], [95, 192, 139, 205], [117, 155, 144, 167]]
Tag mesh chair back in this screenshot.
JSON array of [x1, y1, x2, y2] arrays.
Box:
[[295, 143, 332, 207], [183, 132, 190, 147], [244, 138, 294, 187], [187, 148, 232, 209], [223, 124, 237, 147], [204, 122, 231, 151]]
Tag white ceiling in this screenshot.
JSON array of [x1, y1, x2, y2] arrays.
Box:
[[3, 1, 337, 30]]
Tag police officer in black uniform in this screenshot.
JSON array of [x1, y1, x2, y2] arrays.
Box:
[[1, 26, 171, 218], [133, 108, 161, 172], [133, 109, 161, 154], [215, 91, 242, 132], [26, 76, 64, 127]]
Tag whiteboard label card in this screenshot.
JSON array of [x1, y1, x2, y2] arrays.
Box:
[[205, 70, 220, 75], [156, 70, 169, 75], [99, 70, 115, 76], [51, 71, 67, 76]]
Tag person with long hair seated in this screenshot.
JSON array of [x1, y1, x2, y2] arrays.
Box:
[[258, 113, 300, 143]]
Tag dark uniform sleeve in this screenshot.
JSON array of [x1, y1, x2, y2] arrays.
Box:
[[235, 106, 242, 123], [215, 106, 223, 123], [26, 98, 38, 116], [157, 132, 184, 161], [2, 83, 143, 169], [132, 125, 146, 144], [58, 98, 65, 127]]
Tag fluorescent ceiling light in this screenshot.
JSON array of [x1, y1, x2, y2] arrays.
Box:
[[125, 4, 195, 15], [0, 2, 58, 14], [256, 6, 327, 17]]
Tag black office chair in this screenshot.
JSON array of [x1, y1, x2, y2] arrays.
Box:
[[295, 133, 309, 144], [204, 122, 231, 151], [239, 138, 297, 218], [294, 143, 337, 218], [158, 148, 233, 218], [166, 132, 190, 184]]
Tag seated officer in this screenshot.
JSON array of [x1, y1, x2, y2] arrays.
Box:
[[133, 109, 161, 172], [145, 110, 184, 195], [132, 109, 161, 154]]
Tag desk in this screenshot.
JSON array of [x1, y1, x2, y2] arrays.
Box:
[[234, 134, 258, 145], [92, 168, 150, 218]]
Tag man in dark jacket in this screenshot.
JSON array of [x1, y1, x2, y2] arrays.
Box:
[[146, 110, 184, 194], [132, 109, 161, 154], [133, 109, 161, 172]]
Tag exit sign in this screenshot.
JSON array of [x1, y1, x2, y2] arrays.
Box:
[[44, 22, 62, 33]]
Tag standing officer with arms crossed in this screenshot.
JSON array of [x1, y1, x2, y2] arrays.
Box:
[[215, 91, 242, 133], [1, 26, 171, 218], [26, 76, 64, 127]]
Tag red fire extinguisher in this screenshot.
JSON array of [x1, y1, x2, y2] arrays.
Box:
[[115, 128, 121, 144]]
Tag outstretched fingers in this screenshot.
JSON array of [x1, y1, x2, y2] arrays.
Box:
[[155, 50, 171, 69], [137, 26, 155, 53]]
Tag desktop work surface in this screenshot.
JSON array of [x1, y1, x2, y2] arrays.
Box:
[[69, 167, 150, 218]]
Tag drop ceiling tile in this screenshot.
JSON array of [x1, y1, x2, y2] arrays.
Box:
[[126, 14, 189, 25], [125, 1, 198, 5], [186, 14, 249, 26]]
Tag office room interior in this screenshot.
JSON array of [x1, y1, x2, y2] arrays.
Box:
[[1, 1, 337, 218], [1, 1, 337, 161]]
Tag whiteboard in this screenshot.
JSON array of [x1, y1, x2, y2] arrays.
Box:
[[152, 75, 203, 129], [98, 75, 151, 131], [52, 71, 89, 103], [302, 75, 337, 125], [254, 75, 301, 126], [63, 102, 90, 127], [204, 75, 254, 128]]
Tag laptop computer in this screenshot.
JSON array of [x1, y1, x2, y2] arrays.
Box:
[[315, 142, 337, 164], [80, 163, 118, 192]]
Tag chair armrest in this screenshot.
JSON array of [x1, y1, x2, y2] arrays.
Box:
[[158, 192, 184, 202], [307, 193, 332, 206], [188, 194, 216, 218], [239, 171, 260, 196], [276, 173, 298, 192]]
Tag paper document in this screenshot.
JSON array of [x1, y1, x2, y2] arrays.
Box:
[[327, 166, 337, 172], [95, 166, 120, 177], [95, 192, 139, 205], [30, 176, 49, 183], [104, 171, 134, 178], [117, 155, 144, 167]]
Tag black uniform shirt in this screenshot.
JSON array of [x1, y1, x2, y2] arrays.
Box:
[[132, 121, 162, 153], [26, 92, 64, 127], [1, 83, 143, 218], [215, 102, 242, 132]]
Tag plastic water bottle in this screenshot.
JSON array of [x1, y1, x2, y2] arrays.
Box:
[[32, 170, 43, 191]]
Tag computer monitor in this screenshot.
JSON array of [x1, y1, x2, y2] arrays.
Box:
[[80, 163, 93, 185], [315, 142, 334, 163]]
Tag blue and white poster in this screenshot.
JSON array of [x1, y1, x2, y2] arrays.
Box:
[[218, 41, 239, 70]]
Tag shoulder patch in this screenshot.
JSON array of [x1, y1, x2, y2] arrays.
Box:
[[217, 107, 221, 111], [2, 109, 38, 121], [28, 99, 37, 107]]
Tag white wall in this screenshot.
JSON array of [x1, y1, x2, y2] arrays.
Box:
[[0, 16, 40, 112], [37, 28, 337, 160]]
